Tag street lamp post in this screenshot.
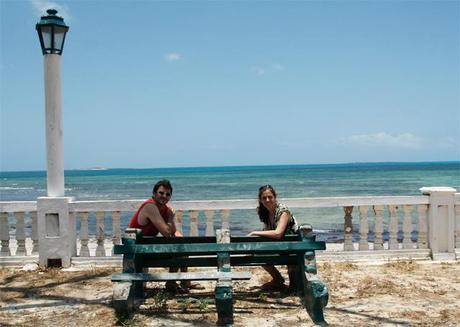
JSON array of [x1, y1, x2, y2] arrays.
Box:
[[36, 9, 74, 268], [36, 9, 69, 197]]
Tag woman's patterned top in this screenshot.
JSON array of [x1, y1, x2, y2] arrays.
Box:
[[264, 203, 299, 235]]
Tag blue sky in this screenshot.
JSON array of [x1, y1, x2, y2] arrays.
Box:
[[1, 0, 459, 171]]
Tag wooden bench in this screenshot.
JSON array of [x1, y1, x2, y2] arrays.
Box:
[[112, 225, 328, 325]]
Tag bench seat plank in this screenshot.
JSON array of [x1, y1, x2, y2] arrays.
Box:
[[140, 254, 300, 268], [112, 271, 252, 282]]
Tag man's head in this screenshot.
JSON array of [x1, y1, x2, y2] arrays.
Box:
[[152, 179, 173, 205]]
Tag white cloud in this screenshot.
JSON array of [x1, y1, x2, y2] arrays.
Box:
[[271, 63, 285, 71], [338, 132, 423, 149], [165, 53, 181, 62], [251, 63, 285, 76], [30, 0, 71, 21], [251, 66, 265, 75]]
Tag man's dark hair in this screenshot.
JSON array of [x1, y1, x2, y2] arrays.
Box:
[[153, 179, 173, 194]]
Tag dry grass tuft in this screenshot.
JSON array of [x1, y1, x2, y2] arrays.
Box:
[[401, 309, 428, 321], [383, 259, 417, 272], [320, 261, 358, 272], [354, 276, 402, 298], [439, 308, 460, 322]]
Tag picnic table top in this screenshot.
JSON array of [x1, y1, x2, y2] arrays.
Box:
[[114, 238, 326, 254]]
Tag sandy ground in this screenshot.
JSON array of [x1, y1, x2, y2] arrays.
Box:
[[1, 261, 459, 327]]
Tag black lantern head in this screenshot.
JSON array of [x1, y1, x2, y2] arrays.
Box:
[[36, 9, 69, 55]]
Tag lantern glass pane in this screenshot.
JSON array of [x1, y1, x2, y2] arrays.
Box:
[[40, 26, 52, 50], [53, 26, 67, 51]]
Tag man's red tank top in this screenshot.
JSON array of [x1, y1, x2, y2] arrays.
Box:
[[128, 198, 173, 236]]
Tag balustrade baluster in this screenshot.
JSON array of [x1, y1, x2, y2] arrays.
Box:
[[358, 206, 369, 250], [15, 212, 26, 256], [343, 206, 354, 251], [373, 205, 384, 250], [30, 211, 38, 254], [402, 205, 413, 249], [112, 211, 121, 256], [417, 205, 428, 249], [0, 212, 11, 256], [455, 205, 460, 249], [175, 211, 183, 235], [204, 210, 215, 236], [221, 209, 230, 231], [388, 205, 399, 250], [79, 212, 90, 256], [189, 210, 199, 236], [95, 211, 106, 257]]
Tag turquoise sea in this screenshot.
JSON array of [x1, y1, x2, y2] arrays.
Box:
[[1, 162, 459, 240]]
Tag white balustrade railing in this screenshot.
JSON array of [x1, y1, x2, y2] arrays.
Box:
[[0, 201, 39, 257], [1, 194, 459, 259]]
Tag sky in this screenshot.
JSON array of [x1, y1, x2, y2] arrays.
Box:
[[1, 0, 459, 171]]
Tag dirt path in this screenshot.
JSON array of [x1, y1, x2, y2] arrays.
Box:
[[1, 261, 459, 326]]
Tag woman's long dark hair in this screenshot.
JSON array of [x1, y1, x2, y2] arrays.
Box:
[[257, 185, 277, 226]]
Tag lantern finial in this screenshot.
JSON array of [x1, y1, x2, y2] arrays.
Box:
[[47, 9, 58, 15]]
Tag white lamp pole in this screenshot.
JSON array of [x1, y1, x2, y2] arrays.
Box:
[[36, 9, 69, 197], [36, 10, 75, 268]]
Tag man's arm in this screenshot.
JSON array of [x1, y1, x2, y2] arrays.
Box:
[[143, 204, 173, 237], [165, 204, 177, 236]]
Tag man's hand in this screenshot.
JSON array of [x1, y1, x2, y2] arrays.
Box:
[[167, 222, 174, 237]]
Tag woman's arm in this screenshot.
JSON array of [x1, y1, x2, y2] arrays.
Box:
[[248, 212, 290, 239]]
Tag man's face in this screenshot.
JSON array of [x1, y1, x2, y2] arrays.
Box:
[[153, 185, 172, 205]]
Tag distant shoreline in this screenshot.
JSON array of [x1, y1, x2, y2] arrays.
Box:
[[1, 160, 459, 174]]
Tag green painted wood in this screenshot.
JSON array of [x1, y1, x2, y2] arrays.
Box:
[[214, 229, 234, 325], [297, 225, 327, 324], [215, 280, 234, 326], [231, 254, 298, 266], [114, 240, 325, 255], [113, 281, 136, 317], [128, 235, 300, 245], [112, 271, 251, 282], [113, 225, 327, 325], [231, 235, 300, 242], [121, 251, 144, 302], [304, 250, 318, 274], [139, 253, 300, 268], [123, 228, 143, 244], [139, 236, 217, 244], [217, 252, 231, 273], [304, 276, 328, 324]]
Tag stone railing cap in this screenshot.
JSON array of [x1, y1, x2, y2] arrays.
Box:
[[419, 187, 457, 194]]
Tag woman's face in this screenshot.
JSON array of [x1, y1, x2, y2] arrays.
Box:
[[259, 189, 277, 211]]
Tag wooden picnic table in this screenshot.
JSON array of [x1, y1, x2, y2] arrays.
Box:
[[112, 225, 328, 325]]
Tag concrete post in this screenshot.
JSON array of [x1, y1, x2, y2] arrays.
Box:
[[420, 187, 457, 260], [44, 54, 65, 197], [37, 197, 76, 267]]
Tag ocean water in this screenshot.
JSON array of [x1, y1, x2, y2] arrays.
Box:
[[1, 162, 459, 240]]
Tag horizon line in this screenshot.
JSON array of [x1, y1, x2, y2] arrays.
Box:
[[1, 160, 459, 174]]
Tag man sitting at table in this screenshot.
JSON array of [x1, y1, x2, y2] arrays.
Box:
[[128, 179, 204, 294]]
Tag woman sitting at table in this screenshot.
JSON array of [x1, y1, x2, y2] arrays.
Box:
[[248, 184, 299, 291]]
